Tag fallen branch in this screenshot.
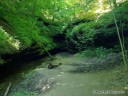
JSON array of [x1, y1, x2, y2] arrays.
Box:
[[4, 82, 11, 96]]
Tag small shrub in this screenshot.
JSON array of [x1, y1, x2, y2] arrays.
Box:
[[77, 47, 113, 58]]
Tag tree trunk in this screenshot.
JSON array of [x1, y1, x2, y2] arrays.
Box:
[[42, 44, 55, 60], [112, 0, 118, 7], [108, 0, 127, 69], [53, 1, 56, 21]]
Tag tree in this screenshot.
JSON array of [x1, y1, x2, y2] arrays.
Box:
[[112, 0, 118, 7], [108, 0, 127, 68]]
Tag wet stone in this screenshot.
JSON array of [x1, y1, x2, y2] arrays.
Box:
[[9, 71, 56, 96]]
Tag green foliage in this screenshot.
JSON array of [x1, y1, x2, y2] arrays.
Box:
[[0, 0, 127, 65], [21, 71, 34, 79], [98, 1, 128, 29], [0, 0, 60, 52], [12, 92, 27, 96], [65, 1, 128, 51], [4, 14, 39, 49], [0, 26, 17, 54], [71, 21, 97, 40], [0, 0, 64, 67], [47, 24, 63, 35], [0, 58, 4, 65], [65, 20, 100, 51], [0, 26, 8, 52], [77, 47, 113, 58]]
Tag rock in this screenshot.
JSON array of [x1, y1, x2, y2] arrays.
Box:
[[9, 71, 56, 96], [48, 63, 62, 69], [48, 63, 54, 69]]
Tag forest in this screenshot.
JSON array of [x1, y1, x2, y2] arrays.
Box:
[[0, 0, 128, 96]]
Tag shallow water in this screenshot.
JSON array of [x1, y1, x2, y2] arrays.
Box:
[[40, 52, 126, 96], [40, 66, 125, 96], [0, 52, 127, 96], [0, 57, 49, 94]]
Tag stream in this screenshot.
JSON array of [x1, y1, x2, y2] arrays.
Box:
[[0, 52, 127, 96]]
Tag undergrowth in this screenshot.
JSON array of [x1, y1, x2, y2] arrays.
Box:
[[76, 47, 113, 58]]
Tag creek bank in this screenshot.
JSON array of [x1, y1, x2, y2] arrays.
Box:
[[0, 46, 68, 80]]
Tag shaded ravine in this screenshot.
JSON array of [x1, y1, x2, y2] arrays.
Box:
[[7, 52, 127, 96], [0, 48, 65, 94]]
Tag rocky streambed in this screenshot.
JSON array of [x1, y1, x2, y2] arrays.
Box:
[[0, 52, 127, 96]]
